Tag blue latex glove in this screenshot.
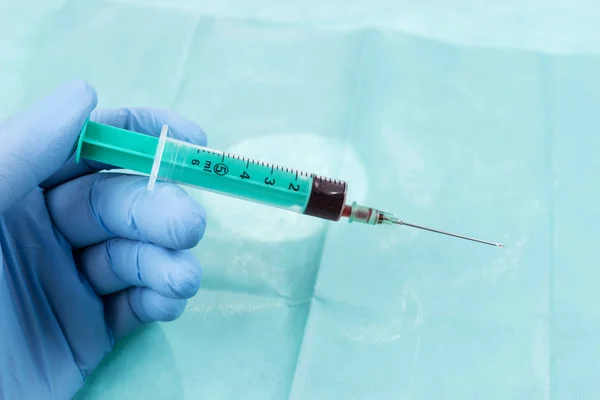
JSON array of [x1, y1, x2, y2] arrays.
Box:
[[0, 81, 207, 399]]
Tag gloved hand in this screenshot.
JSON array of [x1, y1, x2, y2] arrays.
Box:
[[0, 81, 207, 399]]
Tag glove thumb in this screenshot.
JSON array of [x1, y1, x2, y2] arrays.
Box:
[[0, 80, 97, 214]]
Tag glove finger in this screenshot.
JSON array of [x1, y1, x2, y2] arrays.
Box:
[[0, 80, 97, 214], [42, 107, 207, 188], [46, 173, 206, 249], [104, 287, 188, 340], [77, 238, 202, 298]]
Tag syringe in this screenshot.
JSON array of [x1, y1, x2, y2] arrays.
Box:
[[75, 121, 503, 248]]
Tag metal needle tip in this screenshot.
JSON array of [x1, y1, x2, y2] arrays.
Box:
[[394, 220, 504, 248]]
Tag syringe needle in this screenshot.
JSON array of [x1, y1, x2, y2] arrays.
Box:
[[393, 220, 504, 248], [344, 202, 503, 248]]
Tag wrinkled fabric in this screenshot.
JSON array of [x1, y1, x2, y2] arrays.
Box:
[[1, 0, 599, 399]]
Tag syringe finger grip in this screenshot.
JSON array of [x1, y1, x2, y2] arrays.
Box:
[[147, 124, 169, 190]]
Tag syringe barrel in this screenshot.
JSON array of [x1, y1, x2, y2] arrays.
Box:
[[155, 136, 312, 213], [303, 176, 347, 220], [75, 121, 348, 221]]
